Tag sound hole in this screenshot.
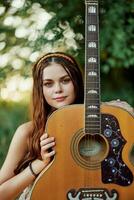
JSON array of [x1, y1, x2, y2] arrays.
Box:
[[78, 134, 108, 163], [71, 129, 109, 169], [79, 135, 102, 157]]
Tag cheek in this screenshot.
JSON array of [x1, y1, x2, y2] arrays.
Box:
[[67, 83, 76, 98], [43, 88, 51, 100]]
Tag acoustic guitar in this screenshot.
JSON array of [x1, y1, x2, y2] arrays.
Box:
[[30, 0, 134, 199]]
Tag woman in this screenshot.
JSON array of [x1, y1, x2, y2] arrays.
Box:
[[0, 52, 84, 200]]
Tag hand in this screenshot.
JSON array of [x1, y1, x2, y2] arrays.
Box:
[[40, 133, 56, 166]]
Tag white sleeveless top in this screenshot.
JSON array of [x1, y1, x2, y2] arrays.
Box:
[[17, 185, 32, 200]]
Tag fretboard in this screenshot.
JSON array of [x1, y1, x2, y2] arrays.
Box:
[[85, 0, 101, 135]]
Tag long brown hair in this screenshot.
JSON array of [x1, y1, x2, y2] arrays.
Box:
[[15, 52, 84, 174]]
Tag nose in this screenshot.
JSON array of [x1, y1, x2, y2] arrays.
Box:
[[54, 82, 63, 93]]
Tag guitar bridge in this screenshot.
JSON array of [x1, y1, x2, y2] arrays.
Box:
[[67, 188, 118, 200]]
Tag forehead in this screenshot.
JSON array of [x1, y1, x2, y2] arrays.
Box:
[[42, 63, 68, 80]]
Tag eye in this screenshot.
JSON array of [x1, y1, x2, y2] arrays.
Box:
[[62, 78, 71, 84], [43, 82, 53, 87]]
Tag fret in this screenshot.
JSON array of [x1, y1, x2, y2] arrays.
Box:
[[87, 33, 98, 40], [87, 50, 98, 56], [85, 118, 100, 121], [86, 95, 99, 98], [86, 97, 99, 104], [85, 131, 100, 135], [87, 39, 98, 42], [86, 76, 99, 81], [87, 94, 99, 97], [87, 81, 99, 83], [85, 120, 100, 123], [85, 123, 100, 127], [86, 55, 98, 59], [86, 97, 99, 101], [86, 66, 99, 70], [85, 120, 100, 124], [85, 87, 100, 93], [86, 76, 99, 79], [86, 111, 100, 115], [86, 98, 100, 101], [86, 108, 100, 111], [85, 110, 100, 114], [86, 76, 100, 80], [86, 110, 99, 113], [85, 127, 100, 130], [86, 109, 100, 112], [85, 103, 100, 106], [88, 19, 97, 25], [86, 99, 100, 102], [87, 66, 99, 69], [85, 127, 100, 129], [85, 85, 100, 89], [86, 88, 100, 91], [86, 52, 99, 55], [86, 113, 100, 117], [86, 87, 99, 91], [85, 80, 99, 83]]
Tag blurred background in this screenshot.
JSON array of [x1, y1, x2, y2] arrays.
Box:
[[0, 0, 134, 167]]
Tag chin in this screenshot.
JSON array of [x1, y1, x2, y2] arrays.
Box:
[[54, 102, 68, 109]]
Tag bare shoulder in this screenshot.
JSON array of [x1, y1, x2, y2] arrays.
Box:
[[17, 121, 33, 135], [16, 121, 33, 138], [5, 121, 33, 159]]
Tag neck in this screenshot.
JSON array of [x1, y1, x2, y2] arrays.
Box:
[[85, 0, 101, 135]]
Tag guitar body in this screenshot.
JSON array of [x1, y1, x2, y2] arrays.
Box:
[[30, 104, 134, 200]]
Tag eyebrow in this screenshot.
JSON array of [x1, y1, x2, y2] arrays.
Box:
[[43, 75, 70, 82]]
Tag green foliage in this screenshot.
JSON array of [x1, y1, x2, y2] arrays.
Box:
[[100, 0, 134, 72], [0, 0, 134, 166], [0, 100, 29, 167]]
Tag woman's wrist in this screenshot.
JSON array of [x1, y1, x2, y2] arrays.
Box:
[[30, 159, 46, 176], [29, 162, 38, 177]]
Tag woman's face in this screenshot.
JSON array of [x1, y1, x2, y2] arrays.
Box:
[[42, 63, 76, 109]]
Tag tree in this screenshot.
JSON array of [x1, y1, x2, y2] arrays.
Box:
[[0, 0, 134, 104]]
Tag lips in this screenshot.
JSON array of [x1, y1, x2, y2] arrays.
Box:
[[54, 96, 67, 102]]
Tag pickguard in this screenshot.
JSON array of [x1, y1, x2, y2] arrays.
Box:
[[101, 114, 133, 186]]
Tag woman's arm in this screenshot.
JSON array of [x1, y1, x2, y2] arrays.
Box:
[[0, 159, 46, 200], [0, 122, 48, 200], [103, 100, 134, 114]]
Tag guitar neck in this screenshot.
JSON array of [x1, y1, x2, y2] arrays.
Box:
[[85, 0, 101, 135]]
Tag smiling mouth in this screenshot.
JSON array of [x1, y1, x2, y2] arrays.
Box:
[[54, 96, 67, 102]]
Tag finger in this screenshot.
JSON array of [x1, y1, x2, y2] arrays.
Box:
[[41, 142, 55, 151], [45, 150, 56, 158], [40, 137, 55, 147], [40, 133, 48, 141]]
